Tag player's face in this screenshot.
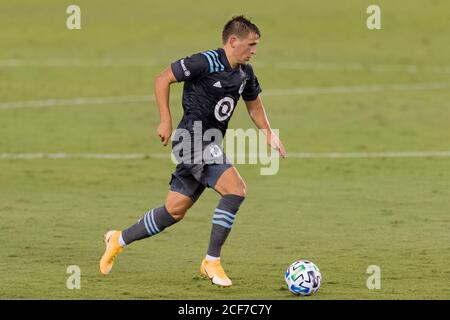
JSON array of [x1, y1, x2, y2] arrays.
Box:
[[231, 32, 260, 64]]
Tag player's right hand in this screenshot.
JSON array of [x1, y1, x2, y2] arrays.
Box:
[[157, 121, 172, 146]]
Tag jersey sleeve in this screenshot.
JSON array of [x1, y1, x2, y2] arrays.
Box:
[[171, 53, 210, 82], [242, 64, 262, 101]]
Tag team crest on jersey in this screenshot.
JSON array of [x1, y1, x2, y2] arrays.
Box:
[[238, 80, 247, 95], [214, 97, 235, 122]]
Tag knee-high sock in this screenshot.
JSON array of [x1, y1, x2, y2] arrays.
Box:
[[121, 206, 177, 245], [207, 194, 245, 258]]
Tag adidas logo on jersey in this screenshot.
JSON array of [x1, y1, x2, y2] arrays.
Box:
[[213, 81, 222, 88]]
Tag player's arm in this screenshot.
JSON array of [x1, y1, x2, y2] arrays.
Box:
[[155, 53, 209, 146], [245, 96, 286, 158], [154, 67, 177, 146]]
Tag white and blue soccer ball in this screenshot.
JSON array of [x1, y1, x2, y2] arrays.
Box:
[[285, 259, 322, 296]]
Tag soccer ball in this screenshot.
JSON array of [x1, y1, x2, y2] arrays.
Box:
[[285, 259, 322, 296]]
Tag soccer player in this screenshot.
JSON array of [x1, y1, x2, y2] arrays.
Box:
[[100, 15, 285, 287]]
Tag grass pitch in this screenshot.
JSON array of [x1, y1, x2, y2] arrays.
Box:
[[1, 0, 450, 299]]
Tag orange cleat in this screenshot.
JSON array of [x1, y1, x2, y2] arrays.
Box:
[[200, 258, 232, 287], [99, 230, 123, 275]]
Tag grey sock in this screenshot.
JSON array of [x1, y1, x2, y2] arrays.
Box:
[[207, 194, 245, 257], [121, 206, 177, 245]]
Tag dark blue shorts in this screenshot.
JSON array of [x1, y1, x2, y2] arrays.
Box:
[[169, 163, 233, 202]]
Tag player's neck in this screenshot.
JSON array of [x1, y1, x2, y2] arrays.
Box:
[[223, 47, 239, 69]]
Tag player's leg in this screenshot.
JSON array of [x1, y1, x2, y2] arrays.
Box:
[[100, 167, 207, 275], [212, 166, 247, 197], [200, 165, 246, 287], [120, 190, 193, 244], [99, 191, 194, 275], [208, 165, 246, 259]]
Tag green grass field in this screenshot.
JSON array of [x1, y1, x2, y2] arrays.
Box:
[[1, 0, 450, 299]]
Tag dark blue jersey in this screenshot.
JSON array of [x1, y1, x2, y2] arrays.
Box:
[[171, 48, 261, 136], [170, 48, 261, 164]]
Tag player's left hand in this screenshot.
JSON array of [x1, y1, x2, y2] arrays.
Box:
[[277, 140, 286, 158], [268, 132, 286, 159]]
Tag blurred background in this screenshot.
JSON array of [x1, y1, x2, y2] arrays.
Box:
[[0, 0, 449, 299]]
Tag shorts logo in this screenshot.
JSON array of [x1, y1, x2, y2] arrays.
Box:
[[209, 144, 223, 158], [214, 97, 235, 122], [180, 59, 191, 77]]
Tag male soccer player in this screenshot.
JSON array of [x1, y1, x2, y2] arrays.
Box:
[[100, 15, 285, 287]]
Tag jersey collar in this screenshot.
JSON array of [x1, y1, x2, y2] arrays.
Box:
[[217, 48, 239, 71]]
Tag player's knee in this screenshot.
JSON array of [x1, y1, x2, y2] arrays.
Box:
[[240, 186, 247, 198], [167, 207, 188, 221], [233, 180, 247, 198], [166, 202, 192, 221]]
